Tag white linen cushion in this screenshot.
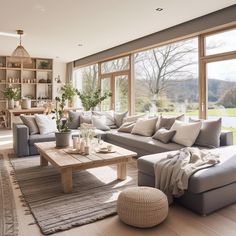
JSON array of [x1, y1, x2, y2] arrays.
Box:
[[92, 110, 115, 126], [131, 117, 158, 137], [35, 114, 57, 135], [92, 115, 110, 131], [170, 120, 201, 147]]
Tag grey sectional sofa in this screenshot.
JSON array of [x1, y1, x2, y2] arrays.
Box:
[[13, 121, 236, 215], [137, 144, 236, 215]]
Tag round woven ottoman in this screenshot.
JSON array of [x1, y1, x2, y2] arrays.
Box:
[[117, 187, 168, 228]]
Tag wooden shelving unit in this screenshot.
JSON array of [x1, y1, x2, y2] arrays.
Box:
[[0, 56, 53, 110]]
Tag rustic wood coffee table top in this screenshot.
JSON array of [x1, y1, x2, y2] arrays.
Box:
[[35, 141, 137, 193]]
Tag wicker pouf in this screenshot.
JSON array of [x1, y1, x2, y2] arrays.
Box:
[[117, 187, 168, 228]]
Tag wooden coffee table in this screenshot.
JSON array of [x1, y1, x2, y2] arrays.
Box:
[[35, 141, 137, 193]]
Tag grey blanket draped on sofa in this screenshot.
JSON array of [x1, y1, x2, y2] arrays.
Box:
[[154, 147, 220, 204]]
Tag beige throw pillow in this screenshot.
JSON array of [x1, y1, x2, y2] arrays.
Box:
[[131, 117, 158, 137], [170, 120, 201, 147], [118, 122, 135, 133], [35, 114, 57, 135]]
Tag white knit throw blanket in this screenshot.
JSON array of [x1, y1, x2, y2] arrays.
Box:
[[154, 147, 220, 204]]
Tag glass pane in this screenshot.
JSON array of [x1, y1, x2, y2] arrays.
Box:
[[205, 28, 236, 56], [134, 37, 199, 118], [115, 75, 129, 112], [74, 64, 98, 107], [207, 59, 236, 144], [101, 56, 129, 74], [101, 78, 111, 111]]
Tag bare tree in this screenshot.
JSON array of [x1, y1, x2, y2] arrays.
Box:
[[135, 40, 198, 98]]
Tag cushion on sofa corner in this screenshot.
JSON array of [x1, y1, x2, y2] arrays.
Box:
[[170, 120, 201, 147], [20, 115, 39, 135], [189, 117, 222, 148]]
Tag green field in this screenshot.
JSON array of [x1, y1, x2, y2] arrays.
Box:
[[160, 108, 236, 117]]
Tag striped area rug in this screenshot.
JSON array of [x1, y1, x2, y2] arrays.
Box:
[[0, 156, 18, 236], [10, 155, 137, 235]]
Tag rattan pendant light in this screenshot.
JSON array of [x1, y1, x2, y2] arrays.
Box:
[[11, 30, 32, 64]]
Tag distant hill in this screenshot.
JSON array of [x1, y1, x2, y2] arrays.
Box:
[[165, 78, 236, 103]]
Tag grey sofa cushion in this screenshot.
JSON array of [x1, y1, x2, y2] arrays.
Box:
[[20, 115, 39, 135], [137, 145, 236, 194], [157, 114, 185, 130], [114, 111, 128, 127], [68, 111, 82, 129], [190, 118, 222, 148], [106, 131, 184, 154], [152, 128, 176, 143], [28, 133, 55, 145]]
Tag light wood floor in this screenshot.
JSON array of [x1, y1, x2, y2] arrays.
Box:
[[1, 129, 236, 236]]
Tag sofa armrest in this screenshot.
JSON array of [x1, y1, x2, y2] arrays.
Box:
[[13, 123, 30, 157], [220, 130, 233, 146]]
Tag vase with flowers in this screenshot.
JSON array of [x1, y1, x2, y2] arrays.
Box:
[[3, 85, 21, 109]]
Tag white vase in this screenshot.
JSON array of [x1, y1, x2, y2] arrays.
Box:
[[8, 99, 14, 109], [14, 100, 20, 108]]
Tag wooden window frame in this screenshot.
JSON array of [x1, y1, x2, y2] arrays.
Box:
[[199, 25, 236, 119]]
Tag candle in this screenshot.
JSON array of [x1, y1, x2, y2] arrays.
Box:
[[73, 137, 79, 149]]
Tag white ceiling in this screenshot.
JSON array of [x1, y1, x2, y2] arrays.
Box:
[[0, 0, 235, 63]]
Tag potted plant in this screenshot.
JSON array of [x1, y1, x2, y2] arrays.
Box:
[[77, 88, 112, 111], [54, 93, 72, 147], [61, 83, 78, 107], [3, 86, 20, 109]]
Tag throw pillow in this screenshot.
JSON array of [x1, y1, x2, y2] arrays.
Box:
[[92, 110, 115, 126], [131, 117, 158, 137], [157, 114, 185, 130], [80, 114, 92, 124], [123, 114, 146, 123], [170, 120, 201, 147], [189, 118, 222, 148], [92, 115, 110, 131], [20, 115, 39, 135], [67, 111, 82, 129], [118, 121, 135, 133], [35, 114, 57, 135], [114, 111, 128, 127], [152, 128, 176, 144]]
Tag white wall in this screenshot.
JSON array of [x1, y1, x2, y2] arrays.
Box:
[[53, 60, 67, 98]]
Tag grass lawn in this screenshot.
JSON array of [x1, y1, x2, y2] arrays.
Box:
[[160, 108, 236, 117]]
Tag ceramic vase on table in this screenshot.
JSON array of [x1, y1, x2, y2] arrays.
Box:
[[55, 131, 71, 148]]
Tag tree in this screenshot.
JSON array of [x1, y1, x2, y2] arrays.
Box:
[[135, 39, 198, 100], [218, 87, 236, 108]]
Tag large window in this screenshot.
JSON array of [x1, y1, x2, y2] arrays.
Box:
[[74, 64, 98, 107], [205, 28, 236, 56], [100, 56, 130, 112], [204, 28, 236, 143], [134, 38, 199, 117]]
